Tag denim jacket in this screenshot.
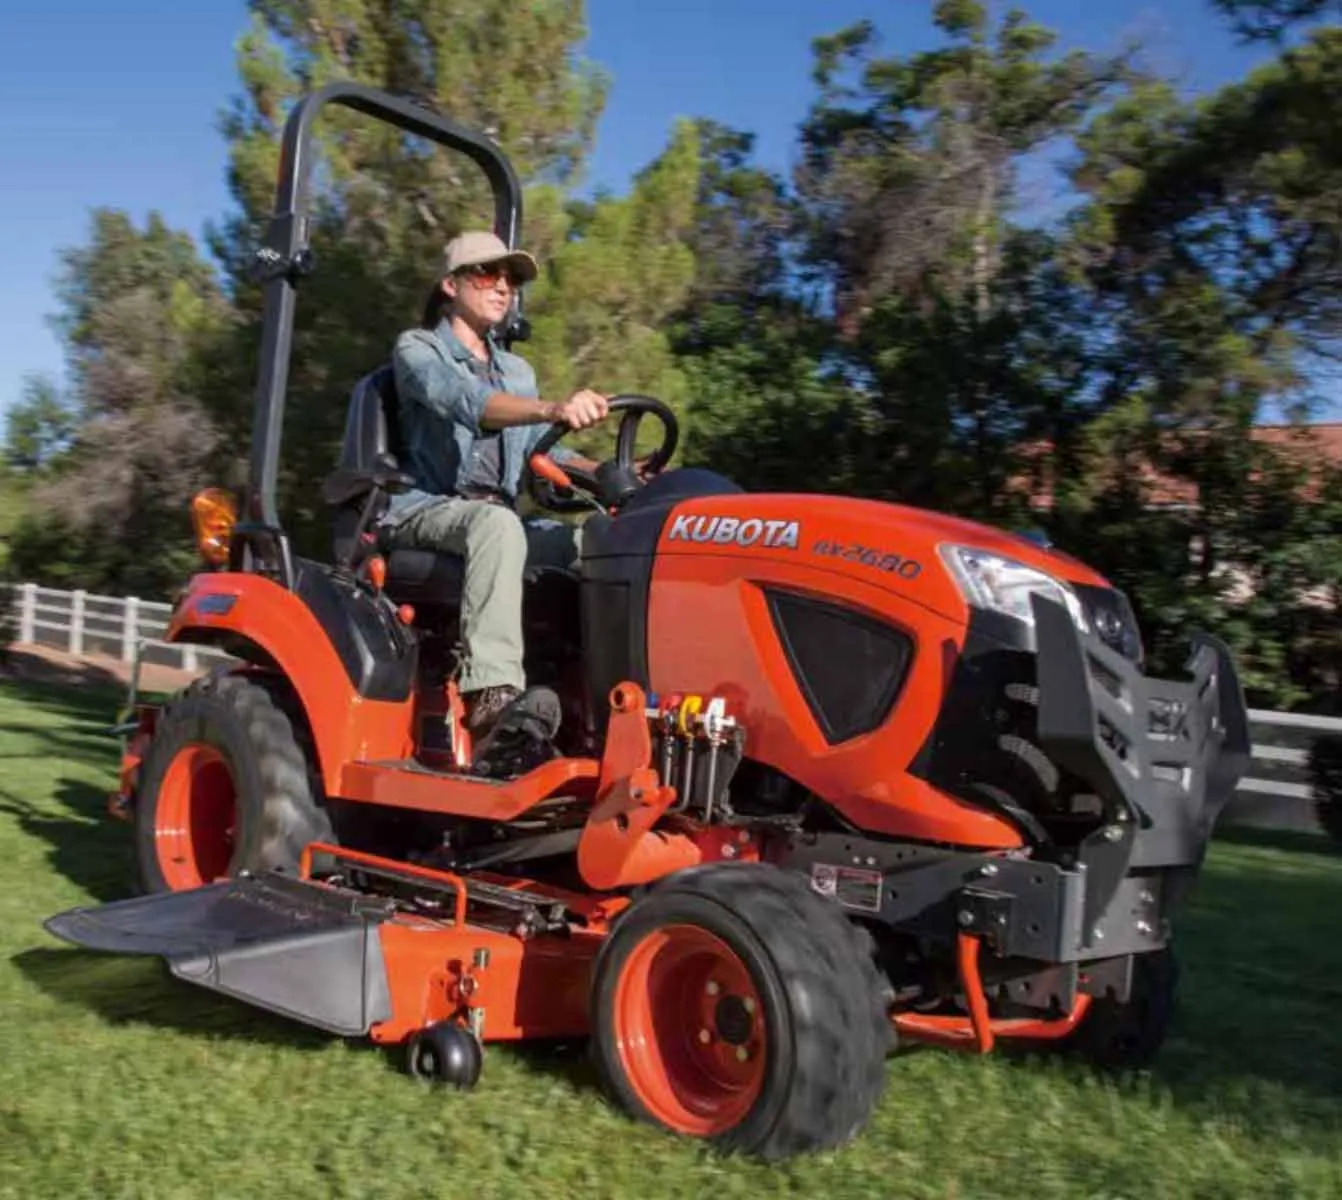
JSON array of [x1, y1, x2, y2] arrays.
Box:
[[380, 319, 573, 526]]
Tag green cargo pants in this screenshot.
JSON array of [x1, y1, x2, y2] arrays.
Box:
[[383, 498, 581, 693]]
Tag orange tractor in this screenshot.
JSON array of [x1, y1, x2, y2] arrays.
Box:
[[46, 83, 1251, 1160]]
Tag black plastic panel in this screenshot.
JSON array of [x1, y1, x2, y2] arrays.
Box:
[[764, 589, 913, 744], [294, 558, 417, 702]]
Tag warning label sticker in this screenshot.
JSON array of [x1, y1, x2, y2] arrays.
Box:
[[809, 863, 883, 913]]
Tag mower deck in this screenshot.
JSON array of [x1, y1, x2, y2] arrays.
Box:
[[46, 872, 395, 1036], [45, 845, 618, 1046]]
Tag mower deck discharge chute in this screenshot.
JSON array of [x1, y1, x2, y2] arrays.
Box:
[[45, 82, 1251, 1160]]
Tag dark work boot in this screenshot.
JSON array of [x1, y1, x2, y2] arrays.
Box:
[[470, 687, 563, 779], [463, 685, 522, 737]]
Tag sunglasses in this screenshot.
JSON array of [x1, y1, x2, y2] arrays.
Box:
[[460, 261, 526, 289]]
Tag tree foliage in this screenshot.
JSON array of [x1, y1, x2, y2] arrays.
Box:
[[6, 0, 1342, 710], [1213, 0, 1342, 41], [5, 210, 231, 595]]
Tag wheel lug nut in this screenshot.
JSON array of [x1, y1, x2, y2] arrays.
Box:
[[735, 1047, 749, 1062], [698, 1028, 712, 1044], [743, 998, 756, 1015], [705, 981, 720, 996]]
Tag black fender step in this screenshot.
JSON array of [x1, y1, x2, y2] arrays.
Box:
[[44, 874, 395, 1037]]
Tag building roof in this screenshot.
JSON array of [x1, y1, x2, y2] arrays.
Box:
[[1011, 422, 1342, 511]]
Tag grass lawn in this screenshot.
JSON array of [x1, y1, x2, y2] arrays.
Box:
[[1, 676, 1340, 1199]]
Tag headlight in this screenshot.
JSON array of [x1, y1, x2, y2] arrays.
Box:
[[938, 544, 1089, 633]]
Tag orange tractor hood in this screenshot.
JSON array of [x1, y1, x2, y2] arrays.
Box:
[[654, 491, 1111, 629]]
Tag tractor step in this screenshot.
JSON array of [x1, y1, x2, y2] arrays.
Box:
[[44, 873, 396, 1036]]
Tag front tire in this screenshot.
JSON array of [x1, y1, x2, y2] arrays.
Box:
[[133, 670, 333, 893], [589, 863, 890, 1160], [1065, 947, 1179, 1070]]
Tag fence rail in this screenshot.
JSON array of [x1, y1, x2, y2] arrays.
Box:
[[4, 582, 1340, 834], [8, 582, 232, 675]]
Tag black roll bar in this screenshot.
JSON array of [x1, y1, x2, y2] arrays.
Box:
[[246, 81, 524, 531]]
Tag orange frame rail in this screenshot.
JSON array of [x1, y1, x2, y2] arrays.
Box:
[[893, 933, 1093, 1054], [298, 841, 469, 928]]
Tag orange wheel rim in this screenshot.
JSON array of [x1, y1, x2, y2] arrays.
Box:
[[155, 743, 237, 889], [612, 924, 768, 1137]]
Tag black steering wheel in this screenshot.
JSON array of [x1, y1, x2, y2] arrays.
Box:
[[526, 394, 680, 515]]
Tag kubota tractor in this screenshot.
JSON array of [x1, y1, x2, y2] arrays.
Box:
[[45, 83, 1252, 1161]]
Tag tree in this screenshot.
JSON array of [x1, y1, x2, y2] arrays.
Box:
[[522, 120, 702, 427], [5, 209, 231, 595], [795, 1, 1134, 330], [1047, 28, 1342, 698], [3, 375, 75, 472], [678, 120, 794, 309], [757, 5, 1132, 518]]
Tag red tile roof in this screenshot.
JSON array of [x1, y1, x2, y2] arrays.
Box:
[[1011, 422, 1342, 511]]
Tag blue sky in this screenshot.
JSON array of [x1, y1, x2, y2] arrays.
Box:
[[0, 1, 1280, 419]]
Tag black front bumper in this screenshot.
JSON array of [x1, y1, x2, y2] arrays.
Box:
[[787, 593, 1251, 980], [1030, 591, 1251, 945]]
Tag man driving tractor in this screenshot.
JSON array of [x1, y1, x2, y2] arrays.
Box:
[[381, 230, 610, 737]]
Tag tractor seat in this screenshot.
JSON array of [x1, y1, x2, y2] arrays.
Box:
[[381, 545, 465, 609]]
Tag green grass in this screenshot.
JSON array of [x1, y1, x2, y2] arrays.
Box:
[[1, 679, 1340, 1199]]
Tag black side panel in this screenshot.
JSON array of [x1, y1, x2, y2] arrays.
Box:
[[294, 558, 417, 702], [580, 508, 667, 712], [764, 589, 913, 744], [907, 612, 1041, 800]]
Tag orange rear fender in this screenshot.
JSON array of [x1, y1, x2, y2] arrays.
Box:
[[167, 572, 414, 795]]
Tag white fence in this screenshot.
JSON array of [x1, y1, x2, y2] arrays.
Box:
[[6, 582, 233, 675], [4, 582, 1340, 833]]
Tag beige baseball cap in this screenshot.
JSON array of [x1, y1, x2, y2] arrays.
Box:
[[442, 230, 538, 282]]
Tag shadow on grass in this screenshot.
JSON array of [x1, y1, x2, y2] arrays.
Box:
[[11, 945, 333, 1053], [0, 779, 135, 905], [0, 724, 122, 770], [504, 1037, 601, 1092], [0, 671, 129, 725]]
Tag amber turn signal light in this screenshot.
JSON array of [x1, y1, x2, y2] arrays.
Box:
[[190, 488, 238, 567]]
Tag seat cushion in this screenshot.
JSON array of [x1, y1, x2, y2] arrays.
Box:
[[385, 547, 465, 609]]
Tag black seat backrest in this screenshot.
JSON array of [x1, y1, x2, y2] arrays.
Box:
[[329, 365, 406, 564], [337, 363, 403, 475]]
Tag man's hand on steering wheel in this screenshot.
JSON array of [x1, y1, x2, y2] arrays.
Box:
[[548, 387, 609, 431], [527, 393, 680, 515]]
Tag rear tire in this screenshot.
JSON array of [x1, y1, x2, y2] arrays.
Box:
[[133, 670, 333, 894], [589, 862, 890, 1160]]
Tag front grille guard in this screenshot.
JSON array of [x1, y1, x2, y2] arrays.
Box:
[[1030, 594, 1252, 942]]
